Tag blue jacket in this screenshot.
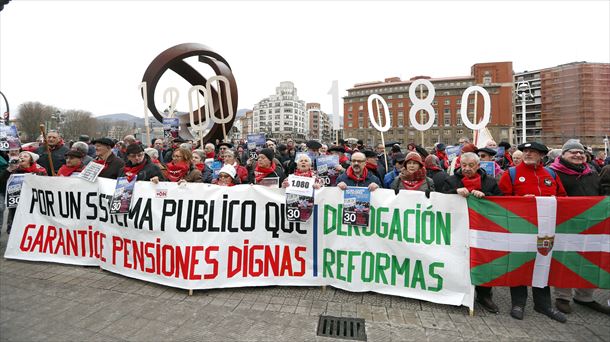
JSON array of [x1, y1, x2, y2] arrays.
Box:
[[383, 168, 399, 188]]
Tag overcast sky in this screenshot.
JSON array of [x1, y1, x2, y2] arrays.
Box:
[[1, 0, 608, 119]]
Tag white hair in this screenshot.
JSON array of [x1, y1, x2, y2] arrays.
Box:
[[71, 141, 88, 154], [460, 152, 480, 164], [296, 154, 312, 164], [144, 147, 158, 159]]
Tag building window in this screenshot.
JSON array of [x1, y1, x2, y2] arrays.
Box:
[[457, 129, 463, 134], [398, 94, 404, 99], [398, 102, 404, 108], [387, 95, 393, 100], [388, 103, 393, 108], [358, 105, 364, 110], [456, 99, 461, 105], [444, 99, 450, 105], [444, 118, 450, 126], [348, 106, 353, 111]]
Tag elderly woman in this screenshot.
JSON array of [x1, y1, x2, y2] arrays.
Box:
[[191, 149, 206, 172], [390, 152, 434, 194], [57, 150, 86, 176], [165, 147, 202, 183], [282, 153, 322, 189], [223, 149, 248, 183], [213, 165, 238, 186], [249, 148, 285, 187]]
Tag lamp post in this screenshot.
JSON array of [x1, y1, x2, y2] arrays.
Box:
[[0, 91, 9, 125], [516, 81, 533, 144]]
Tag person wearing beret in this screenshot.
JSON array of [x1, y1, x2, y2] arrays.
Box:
[[499, 142, 567, 323], [57, 150, 86, 177], [92, 137, 125, 180], [328, 146, 350, 170], [119, 144, 165, 183], [217, 142, 233, 162], [476, 147, 504, 180], [548, 140, 609, 315], [249, 148, 285, 187], [383, 153, 405, 188]]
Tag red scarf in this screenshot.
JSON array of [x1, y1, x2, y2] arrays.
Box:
[[123, 161, 146, 182], [402, 179, 425, 190], [206, 151, 215, 159], [339, 155, 349, 164], [254, 162, 277, 183], [294, 169, 314, 178], [21, 163, 47, 175], [346, 166, 368, 182], [462, 173, 482, 192], [57, 163, 83, 177], [504, 152, 514, 167], [365, 162, 377, 172], [48, 140, 65, 152], [166, 161, 190, 182], [93, 157, 110, 173], [195, 163, 204, 171], [435, 151, 449, 169]]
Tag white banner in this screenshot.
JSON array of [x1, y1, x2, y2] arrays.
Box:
[[5, 175, 473, 309]]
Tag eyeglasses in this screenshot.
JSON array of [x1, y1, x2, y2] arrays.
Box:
[[351, 159, 365, 163], [567, 150, 585, 155]]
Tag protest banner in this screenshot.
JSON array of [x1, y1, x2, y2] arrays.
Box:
[[5, 176, 475, 309]]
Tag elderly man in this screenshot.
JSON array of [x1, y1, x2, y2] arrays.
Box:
[[119, 144, 164, 183], [71, 141, 93, 165], [92, 137, 125, 179], [499, 142, 567, 323], [441, 152, 502, 313], [153, 138, 166, 163], [336, 152, 381, 191], [204, 143, 216, 160], [512, 150, 523, 166], [548, 140, 610, 315], [36, 130, 69, 175]]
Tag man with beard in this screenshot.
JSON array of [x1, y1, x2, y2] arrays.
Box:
[[336, 152, 381, 191], [36, 130, 69, 175]]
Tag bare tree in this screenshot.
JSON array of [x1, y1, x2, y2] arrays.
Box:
[[15, 102, 58, 141], [59, 109, 99, 141]]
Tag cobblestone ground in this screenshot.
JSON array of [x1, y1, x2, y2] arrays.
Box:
[[0, 234, 608, 341]]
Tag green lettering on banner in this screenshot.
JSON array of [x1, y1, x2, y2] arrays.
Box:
[[415, 204, 422, 243], [403, 209, 415, 243], [428, 262, 444, 292], [421, 211, 435, 244], [347, 250, 360, 282], [336, 249, 347, 281], [324, 205, 336, 235], [391, 255, 410, 286], [375, 252, 390, 285], [388, 209, 402, 241], [410, 260, 426, 290], [374, 206, 389, 238], [361, 252, 374, 282], [323, 248, 335, 278], [436, 212, 451, 245]]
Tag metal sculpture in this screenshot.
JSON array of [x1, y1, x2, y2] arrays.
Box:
[[141, 43, 238, 143]]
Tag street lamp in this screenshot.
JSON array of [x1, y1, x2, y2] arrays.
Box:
[[0, 91, 9, 125], [516, 81, 533, 144]]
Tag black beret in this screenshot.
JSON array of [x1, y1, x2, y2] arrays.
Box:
[[476, 147, 497, 156], [126, 144, 144, 155], [306, 140, 322, 149], [362, 150, 377, 158], [393, 153, 406, 164], [92, 137, 115, 147], [328, 146, 346, 153], [65, 150, 85, 158], [218, 142, 234, 149], [518, 142, 549, 154]]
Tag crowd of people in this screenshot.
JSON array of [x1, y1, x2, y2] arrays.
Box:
[[1, 131, 609, 322]]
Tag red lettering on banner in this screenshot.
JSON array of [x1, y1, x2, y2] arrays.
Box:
[[18, 224, 101, 258], [227, 241, 307, 278], [112, 236, 123, 265], [204, 246, 219, 279]]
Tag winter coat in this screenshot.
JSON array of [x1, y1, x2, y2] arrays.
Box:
[[97, 153, 125, 180], [336, 168, 382, 188], [119, 155, 165, 182], [498, 162, 566, 197], [390, 176, 434, 194], [36, 143, 69, 175], [428, 169, 450, 191], [549, 158, 601, 196], [440, 168, 502, 196], [600, 165, 610, 195]]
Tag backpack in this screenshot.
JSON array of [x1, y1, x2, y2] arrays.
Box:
[[508, 166, 556, 185]]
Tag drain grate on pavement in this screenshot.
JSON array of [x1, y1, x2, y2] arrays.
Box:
[[317, 315, 367, 341]]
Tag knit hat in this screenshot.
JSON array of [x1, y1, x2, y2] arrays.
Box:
[[258, 148, 275, 162], [23, 151, 40, 162], [561, 139, 584, 154], [424, 155, 441, 169], [218, 165, 237, 179], [403, 152, 424, 167]]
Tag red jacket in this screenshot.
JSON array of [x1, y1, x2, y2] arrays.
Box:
[[499, 162, 566, 197]]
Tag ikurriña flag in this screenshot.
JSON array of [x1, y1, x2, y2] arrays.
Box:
[[469, 196, 609, 289]]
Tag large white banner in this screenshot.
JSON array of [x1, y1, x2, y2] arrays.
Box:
[[5, 175, 473, 309]]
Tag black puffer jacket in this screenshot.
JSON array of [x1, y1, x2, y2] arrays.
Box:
[[440, 168, 502, 196]]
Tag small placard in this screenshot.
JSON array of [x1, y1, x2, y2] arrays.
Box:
[[342, 187, 371, 227], [5, 174, 26, 208], [77, 162, 104, 182], [110, 176, 137, 214], [286, 175, 315, 197]]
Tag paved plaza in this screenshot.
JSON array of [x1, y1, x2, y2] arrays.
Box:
[[0, 233, 608, 341]]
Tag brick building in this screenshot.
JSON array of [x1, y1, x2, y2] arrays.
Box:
[[515, 62, 610, 148], [306, 103, 333, 143], [343, 62, 514, 148]]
